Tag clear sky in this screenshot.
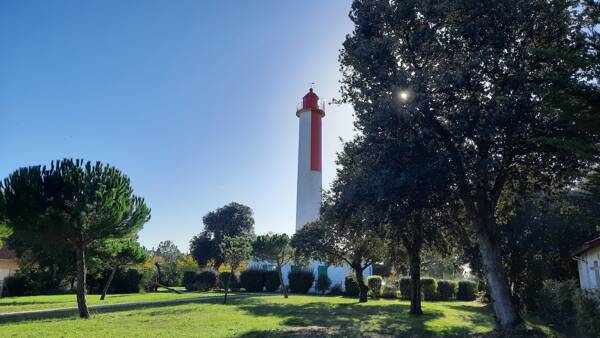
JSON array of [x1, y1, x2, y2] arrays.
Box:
[[0, 1, 356, 252]]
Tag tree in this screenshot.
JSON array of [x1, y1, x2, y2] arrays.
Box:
[[340, 0, 599, 328], [151, 240, 183, 286], [252, 233, 294, 298], [98, 239, 148, 300], [316, 273, 331, 295], [2, 159, 150, 318], [190, 202, 255, 269], [220, 235, 252, 304], [292, 193, 386, 303]]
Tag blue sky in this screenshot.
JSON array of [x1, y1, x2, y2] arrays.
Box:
[[0, 1, 356, 252]]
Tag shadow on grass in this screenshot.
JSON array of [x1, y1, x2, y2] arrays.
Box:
[[232, 297, 485, 338]]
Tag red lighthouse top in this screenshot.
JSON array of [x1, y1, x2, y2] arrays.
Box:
[[303, 88, 319, 110]]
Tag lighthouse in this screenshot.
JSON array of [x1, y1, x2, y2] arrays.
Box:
[[295, 88, 325, 230]]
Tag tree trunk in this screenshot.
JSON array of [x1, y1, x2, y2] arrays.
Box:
[[353, 266, 368, 303], [277, 264, 288, 298], [223, 267, 233, 304], [75, 246, 90, 318], [100, 266, 118, 301], [408, 249, 423, 315], [476, 227, 522, 328]]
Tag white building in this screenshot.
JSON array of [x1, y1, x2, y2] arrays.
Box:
[[0, 244, 18, 297], [573, 236, 600, 289]]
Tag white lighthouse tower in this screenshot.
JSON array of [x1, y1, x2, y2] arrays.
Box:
[[295, 88, 325, 230]]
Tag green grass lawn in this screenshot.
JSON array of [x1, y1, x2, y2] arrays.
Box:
[[0, 293, 561, 337], [0, 288, 219, 313]]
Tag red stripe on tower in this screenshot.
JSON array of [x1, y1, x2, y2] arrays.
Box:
[[310, 110, 322, 171]]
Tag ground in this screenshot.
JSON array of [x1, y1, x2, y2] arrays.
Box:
[[0, 293, 561, 337]]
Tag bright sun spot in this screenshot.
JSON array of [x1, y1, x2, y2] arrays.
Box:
[[398, 90, 410, 102]]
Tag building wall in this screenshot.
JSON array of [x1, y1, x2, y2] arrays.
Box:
[[577, 246, 600, 289], [0, 259, 18, 297]]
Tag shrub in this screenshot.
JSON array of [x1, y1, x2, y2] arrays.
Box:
[[218, 271, 240, 290], [536, 279, 577, 327], [329, 283, 343, 296], [240, 269, 264, 292], [288, 270, 314, 294], [3, 274, 29, 297], [183, 271, 197, 289], [574, 289, 600, 338], [367, 275, 383, 299], [420, 278, 437, 301], [456, 280, 477, 301], [399, 277, 412, 300], [436, 280, 457, 301], [110, 269, 143, 294], [316, 274, 331, 294], [264, 270, 280, 292], [188, 270, 217, 292], [344, 275, 359, 297], [381, 285, 398, 299]]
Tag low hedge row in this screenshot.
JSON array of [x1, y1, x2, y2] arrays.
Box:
[[398, 277, 476, 301]]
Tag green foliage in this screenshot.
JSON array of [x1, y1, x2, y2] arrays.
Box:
[[344, 275, 359, 297], [108, 269, 143, 294], [263, 270, 280, 292], [288, 270, 314, 294], [316, 274, 331, 295], [218, 271, 240, 290], [240, 269, 264, 292], [456, 281, 477, 301], [536, 279, 577, 328], [381, 285, 398, 299], [253, 233, 293, 270], [220, 236, 252, 271], [183, 271, 197, 289], [399, 278, 412, 300], [574, 289, 600, 338], [436, 280, 457, 301], [367, 275, 383, 299], [329, 284, 343, 296], [420, 278, 437, 301], [191, 203, 255, 269], [193, 270, 218, 292], [2, 274, 29, 296]]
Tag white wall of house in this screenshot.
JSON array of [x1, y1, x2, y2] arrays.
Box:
[[576, 245, 600, 289], [0, 263, 18, 297]]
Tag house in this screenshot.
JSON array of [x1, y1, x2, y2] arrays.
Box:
[[0, 243, 18, 296], [572, 236, 600, 289]]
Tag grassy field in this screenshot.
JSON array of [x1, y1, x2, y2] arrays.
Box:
[[0, 293, 560, 337], [0, 288, 219, 313]]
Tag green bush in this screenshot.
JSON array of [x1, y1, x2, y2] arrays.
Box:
[[536, 279, 577, 327], [436, 280, 457, 301], [183, 271, 197, 289], [288, 270, 314, 294], [344, 275, 359, 297], [399, 277, 412, 300], [240, 269, 264, 292], [420, 278, 437, 301], [3, 274, 29, 296], [188, 270, 217, 292], [574, 289, 600, 338], [329, 283, 343, 296], [456, 280, 477, 301], [381, 285, 398, 299], [264, 270, 280, 292], [367, 275, 383, 299], [316, 273, 331, 294], [218, 271, 240, 290], [110, 269, 143, 294]]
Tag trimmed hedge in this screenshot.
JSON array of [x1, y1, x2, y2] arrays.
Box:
[[218, 271, 240, 290], [110, 269, 143, 294], [381, 285, 398, 299], [2, 274, 28, 297], [316, 273, 331, 294], [399, 277, 412, 300], [192, 270, 218, 291], [329, 283, 343, 296], [288, 270, 314, 294], [240, 269, 264, 292], [437, 280, 457, 301], [264, 270, 280, 292], [421, 278, 437, 301], [344, 275, 359, 296], [457, 280, 477, 301], [183, 271, 197, 289], [367, 275, 383, 299]]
